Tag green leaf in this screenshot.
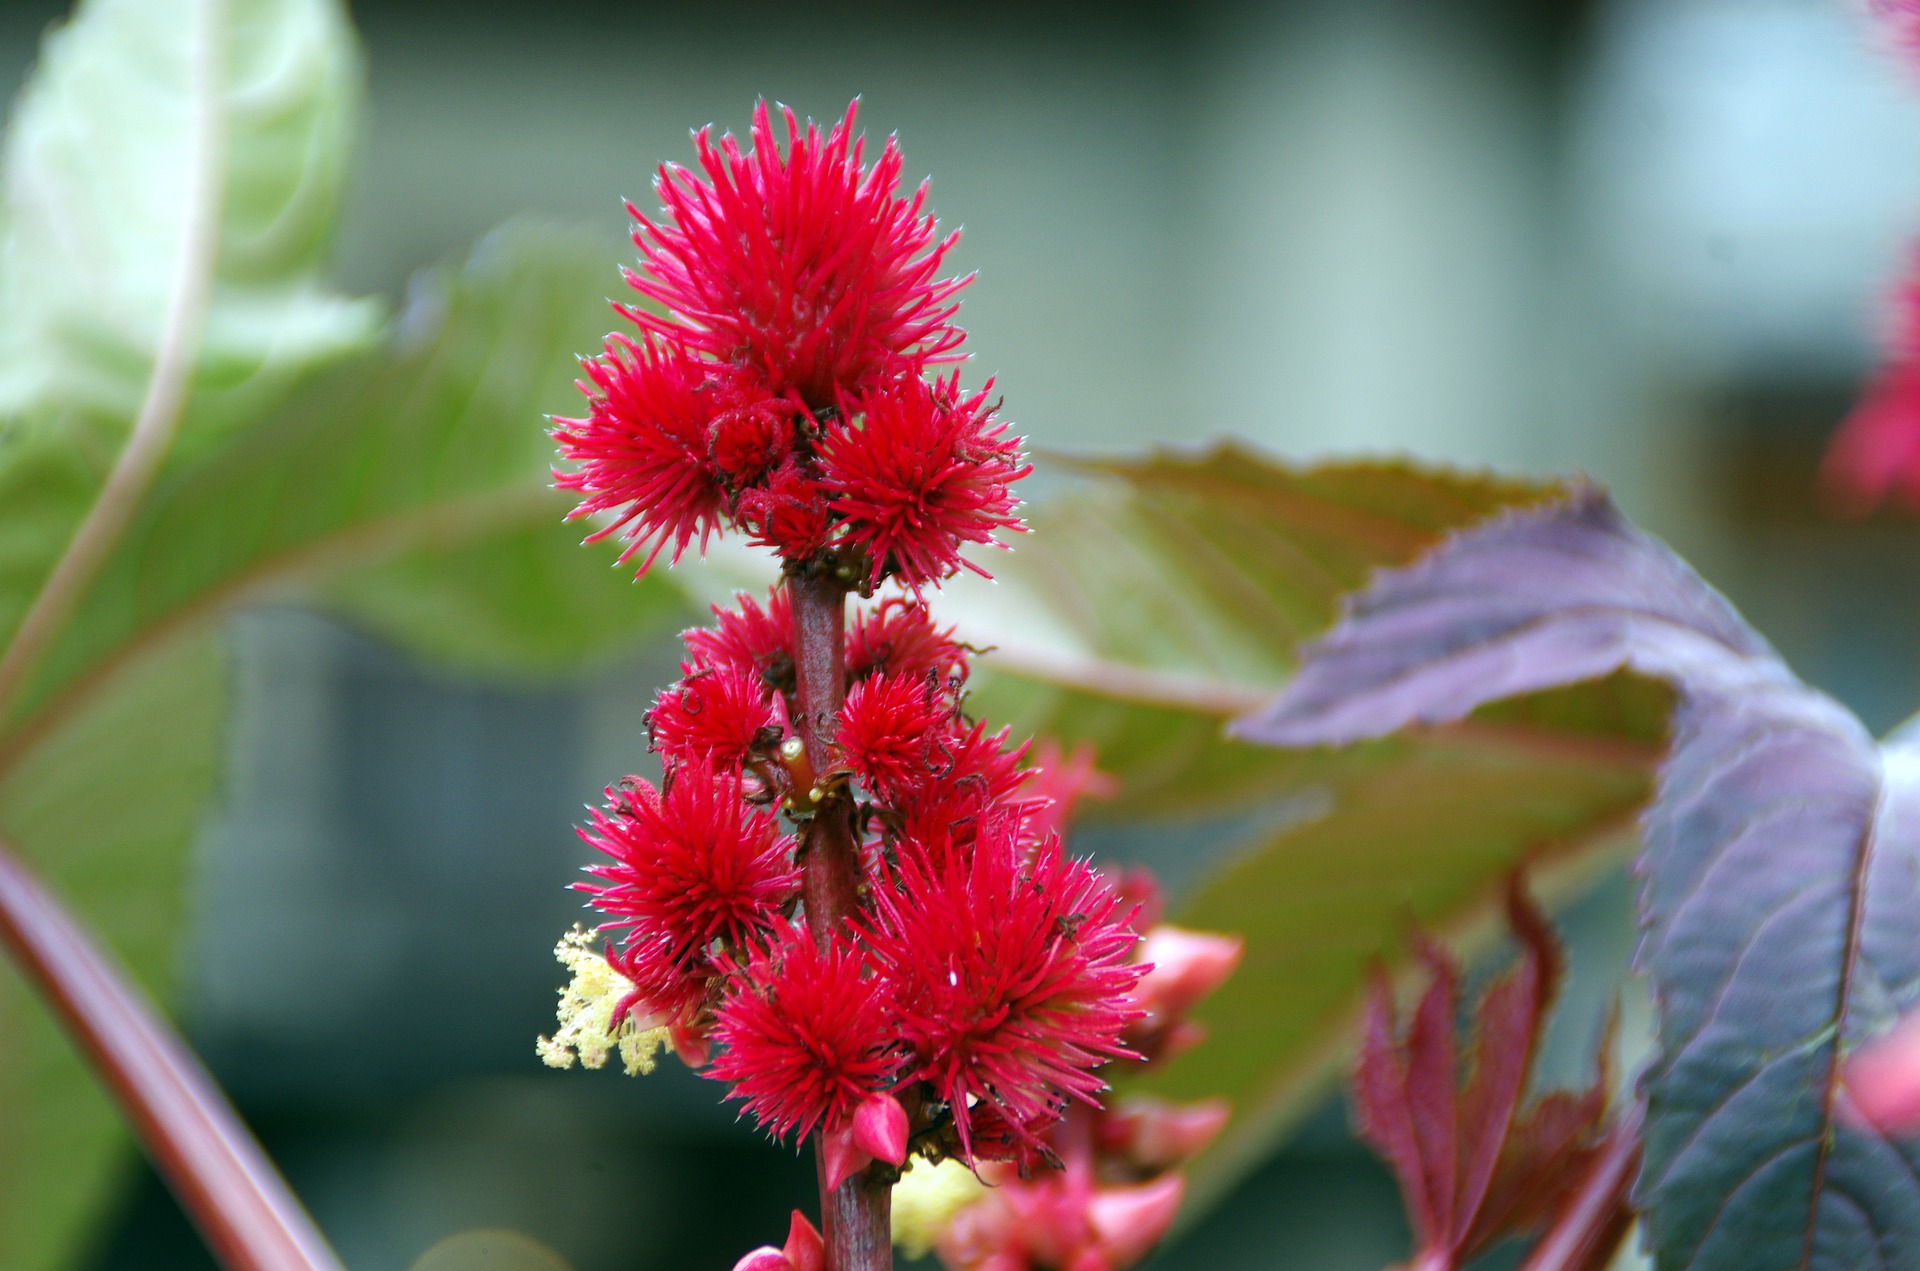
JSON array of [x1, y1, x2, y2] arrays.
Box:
[[0, 0, 380, 442], [0, 634, 226, 1271], [0, 221, 672, 1260], [318, 520, 693, 681], [946, 450, 1667, 1217], [4, 221, 639, 735]]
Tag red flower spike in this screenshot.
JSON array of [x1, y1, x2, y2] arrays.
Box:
[[709, 926, 900, 1145], [1823, 353, 1920, 515], [648, 669, 777, 770], [784, 1210, 825, 1271], [847, 596, 969, 686], [552, 334, 729, 573], [1352, 875, 1615, 1271], [851, 1091, 910, 1166], [866, 832, 1145, 1161], [836, 672, 954, 802], [819, 373, 1031, 588], [623, 99, 969, 408], [578, 772, 798, 977]]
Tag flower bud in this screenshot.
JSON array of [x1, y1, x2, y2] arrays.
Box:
[[822, 1122, 874, 1191], [852, 1092, 910, 1166], [1102, 1096, 1230, 1169], [1087, 1176, 1183, 1269], [783, 1210, 825, 1271], [1132, 927, 1243, 1021], [732, 1247, 792, 1271]]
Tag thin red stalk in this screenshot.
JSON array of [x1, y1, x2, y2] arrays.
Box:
[[789, 570, 891, 1271], [0, 835, 342, 1271], [1515, 1103, 1643, 1271]]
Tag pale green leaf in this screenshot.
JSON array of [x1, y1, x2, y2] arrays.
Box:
[[0, 0, 380, 441], [0, 634, 226, 1271]]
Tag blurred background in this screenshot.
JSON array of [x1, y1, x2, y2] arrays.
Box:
[[0, 0, 1916, 1266]]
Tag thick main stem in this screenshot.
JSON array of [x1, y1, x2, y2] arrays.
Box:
[[789, 571, 891, 1271], [0, 835, 342, 1271]]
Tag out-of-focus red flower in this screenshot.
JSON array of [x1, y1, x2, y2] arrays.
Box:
[[867, 832, 1145, 1162], [623, 99, 968, 408], [709, 926, 900, 1145], [1823, 353, 1920, 515], [819, 373, 1030, 588], [1021, 740, 1118, 843], [649, 668, 777, 769], [579, 772, 798, 977], [1841, 1005, 1920, 1134], [552, 334, 731, 572]]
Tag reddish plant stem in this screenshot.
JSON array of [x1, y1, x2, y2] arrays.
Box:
[[1515, 1102, 1643, 1271], [788, 570, 892, 1271], [0, 835, 342, 1271]]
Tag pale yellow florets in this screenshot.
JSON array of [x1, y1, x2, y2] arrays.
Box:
[[536, 925, 669, 1077], [891, 1157, 988, 1259]]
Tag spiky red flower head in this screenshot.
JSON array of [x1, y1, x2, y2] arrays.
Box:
[[836, 672, 954, 802], [649, 668, 778, 770], [709, 925, 902, 1144], [891, 720, 1036, 865], [710, 393, 799, 486], [579, 772, 799, 975], [622, 100, 969, 409], [866, 832, 1146, 1159], [820, 373, 1030, 588], [847, 596, 969, 686], [739, 461, 835, 559], [683, 590, 796, 693], [553, 334, 734, 572]]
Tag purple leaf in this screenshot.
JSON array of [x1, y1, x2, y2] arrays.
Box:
[[1237, 489, 1920, 1271]]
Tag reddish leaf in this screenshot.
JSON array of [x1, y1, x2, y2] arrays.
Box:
[[1351, 876, 1611, 1271]]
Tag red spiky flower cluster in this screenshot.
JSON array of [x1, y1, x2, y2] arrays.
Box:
[[543, 99, 1196, 1271], [552, 98, 1029, 584]]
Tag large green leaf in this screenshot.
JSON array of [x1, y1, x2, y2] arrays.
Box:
[[0, 218, 688, 1262], [1, 222, 675, 744], [0, 0, 379, 442], [942, 451, 1669, 1216], [0, 634, 226, 1271]]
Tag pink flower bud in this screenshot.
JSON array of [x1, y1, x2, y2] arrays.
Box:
[[1087, 1175, 1183, 1269], [1133, 927, 1243, 1021], [670, 1022, 711, 1068], [1104, 1096, 1231, 1169], [783, 1210, 824, 1271], [852, 1092, 910, 1165], [1842, 1007, 1920, 1133], [732, 1247, 792, 1271], [821, 1122, 875, 1191], [1065, 1249, 1111, 1271]]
